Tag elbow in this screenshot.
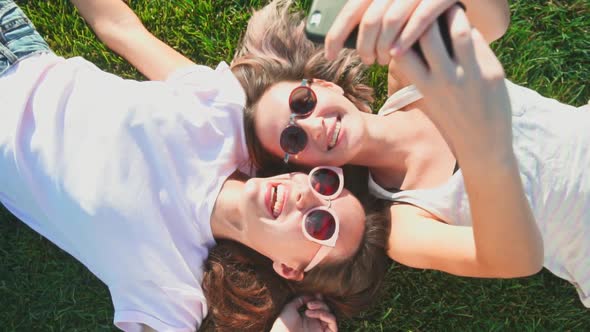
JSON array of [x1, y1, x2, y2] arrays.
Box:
[[481, 1, 511, 43], [522, 228, 545, 276], [496, 11, 511, 42], [489, 3, 511, 42], [525, 242, 545, 276], [493, 248, 544, 278], [511, 246, 545, 278], [480, 241, 544, 278], [508, 258, 543, 278], [485, 261, 542, 279]]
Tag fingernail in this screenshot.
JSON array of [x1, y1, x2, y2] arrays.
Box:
[[390, 45, 401, 57]]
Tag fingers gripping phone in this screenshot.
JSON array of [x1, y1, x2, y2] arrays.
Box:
[[305, 0, 456, 61]]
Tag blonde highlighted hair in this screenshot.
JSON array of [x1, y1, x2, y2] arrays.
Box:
[[231, 0, 374, 174]]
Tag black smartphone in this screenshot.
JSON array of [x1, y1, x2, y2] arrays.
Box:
[[305, 0, 358, 49], [305, 0, 455, 61]]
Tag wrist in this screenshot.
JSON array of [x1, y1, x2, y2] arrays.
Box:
[[270, 318, 290, 332], [458, 145, 518, 177]]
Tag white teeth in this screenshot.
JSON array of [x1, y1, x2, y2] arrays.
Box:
[[328, 120, 341, 150], [272, 184, 285, 217], [270, 186, 277, 215]]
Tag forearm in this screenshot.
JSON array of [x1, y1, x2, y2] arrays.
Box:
[[461, 152, 544, 277], [462, 0, 510, 42], [70, 0, 143, 49], [70, 0, 194, 80]]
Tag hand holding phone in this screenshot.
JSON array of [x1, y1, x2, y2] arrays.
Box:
[[305, 0, 461, 63]]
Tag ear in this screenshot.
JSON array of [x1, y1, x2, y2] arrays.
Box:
[[312, 79, 344, 95], [272, 261, 304, 281]]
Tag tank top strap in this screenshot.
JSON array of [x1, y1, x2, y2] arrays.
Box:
[[368, 172, 406, 201], [377, 85, 423, 116]]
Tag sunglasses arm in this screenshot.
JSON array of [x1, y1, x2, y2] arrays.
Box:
[[303, 245, 332, 272]]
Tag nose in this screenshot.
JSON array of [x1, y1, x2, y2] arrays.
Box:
[[296, 116, 324, 145], [294, 181, 321, 212]]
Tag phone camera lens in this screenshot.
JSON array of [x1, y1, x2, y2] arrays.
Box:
[[309, 11, 322, 27]]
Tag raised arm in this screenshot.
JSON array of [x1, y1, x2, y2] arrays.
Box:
[[387, 6, 543, 278], [70, 0, 194, 80]]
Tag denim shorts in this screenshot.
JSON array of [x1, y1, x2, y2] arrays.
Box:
[[0, 0, 51, 76]]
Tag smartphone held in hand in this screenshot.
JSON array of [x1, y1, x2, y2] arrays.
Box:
[[305, 0, 456, 61]]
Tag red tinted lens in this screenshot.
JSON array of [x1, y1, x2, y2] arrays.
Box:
[[304, 209, 336, 241], [289, 86, 317, 116], [280, 125, 308, 154], [310, 168, 340, 197]]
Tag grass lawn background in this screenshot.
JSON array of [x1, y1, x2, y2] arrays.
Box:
[[1, 0, 589, 331]]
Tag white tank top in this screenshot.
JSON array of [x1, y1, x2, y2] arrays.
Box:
[[370, 81, 590, 307]]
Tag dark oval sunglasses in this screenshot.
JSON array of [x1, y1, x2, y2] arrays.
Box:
[[281, 79, 318, 163]]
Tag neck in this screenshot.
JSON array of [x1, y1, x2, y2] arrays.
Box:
[[354, 101, 457, 190], [351, 109, 422, 171], [210, 171, 249, 244]]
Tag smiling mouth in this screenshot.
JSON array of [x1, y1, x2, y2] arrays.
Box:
[[269, 183, 286, 218], [328, 117, 342, 151]]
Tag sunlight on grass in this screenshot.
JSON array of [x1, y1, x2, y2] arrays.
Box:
[[1, 0, 589, 331]]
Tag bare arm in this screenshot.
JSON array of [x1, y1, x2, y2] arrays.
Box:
[[69, 0, 194, 80], [387, 6, 543, 278], [388, 166, 542, 279]]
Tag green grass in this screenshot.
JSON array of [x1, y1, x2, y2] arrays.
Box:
[[1, 0, 589, 331]]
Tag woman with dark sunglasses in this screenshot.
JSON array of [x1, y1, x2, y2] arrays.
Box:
[[0, 0, 391, 331], [230, 0, 590, 309]]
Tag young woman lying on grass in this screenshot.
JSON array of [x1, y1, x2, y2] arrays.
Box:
[[230, 0, 589, 308], [0, 0, 391, 331]]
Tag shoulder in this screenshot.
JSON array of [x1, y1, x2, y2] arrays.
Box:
[[389, 202, 442, 223], [111, 280, 207, 332], [165, 62, 246, 110]]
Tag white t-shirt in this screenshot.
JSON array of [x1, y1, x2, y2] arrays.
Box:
[[0, 53, 249, 331]]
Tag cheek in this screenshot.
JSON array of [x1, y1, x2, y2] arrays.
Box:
[[275, 215, 308, 243], [273, 234, 316, 265], [253, 223, 301, 256], [255, 120, 282, 155], [243, 179, 257, 197]]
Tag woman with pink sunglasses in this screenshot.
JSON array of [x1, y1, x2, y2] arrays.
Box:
[[230, 0, 590, 309], [0, 0, 391, 331]]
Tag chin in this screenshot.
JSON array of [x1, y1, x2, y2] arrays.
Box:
[[243, 178, 260, 198]]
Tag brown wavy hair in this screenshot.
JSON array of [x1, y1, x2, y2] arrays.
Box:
[[199, 198, 391, 332], [230, 0, 375, 174]]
